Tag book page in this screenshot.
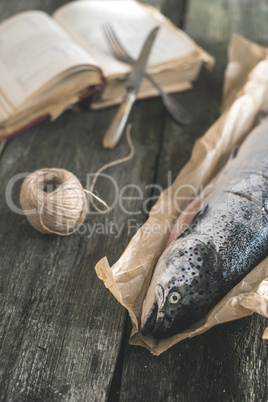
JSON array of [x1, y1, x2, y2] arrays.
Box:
[[0, 11, 100, 109], [53, 0, 198, 78]]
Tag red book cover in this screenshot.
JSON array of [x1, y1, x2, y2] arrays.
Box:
[[1, 86, 98, 140]]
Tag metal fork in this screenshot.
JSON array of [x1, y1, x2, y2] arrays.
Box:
[[103, 23, 193, 125]]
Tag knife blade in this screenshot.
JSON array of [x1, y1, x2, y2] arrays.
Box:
[[102, 26, 159, 149]]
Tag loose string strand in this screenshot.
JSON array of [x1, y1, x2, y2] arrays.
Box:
[[89, 124, 134, 213]]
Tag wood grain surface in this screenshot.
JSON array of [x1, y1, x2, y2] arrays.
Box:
[[0, 1, 267, 401]]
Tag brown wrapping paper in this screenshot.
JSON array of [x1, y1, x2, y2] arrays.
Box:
[[95, 34, 268, 355]]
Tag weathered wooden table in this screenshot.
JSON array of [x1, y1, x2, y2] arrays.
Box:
[[0, 1, 267, 401]]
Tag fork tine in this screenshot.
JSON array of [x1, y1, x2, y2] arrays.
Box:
[[106, 23, 131, 59], [105, 24, 126, 60], [105, 24, 124, 59], [103, 24, 119, 59], [104, 23, 133, 62]]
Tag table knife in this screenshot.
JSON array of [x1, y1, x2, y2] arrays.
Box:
[[102, 26, 159, 148]]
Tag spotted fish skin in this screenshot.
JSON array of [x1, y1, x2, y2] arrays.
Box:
[[141, 118, 268, 339]]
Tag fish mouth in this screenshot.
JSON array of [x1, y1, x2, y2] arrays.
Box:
[[141, 284, 165, 336], [142, 310, 182, 339], [152, 316, 192, 339], [141, 283, 184, 338], [141, 303, 196, 339], [142, 314, 191, 339], [152, 319, 174, 339], [141, 302, 158, 336], [141, 292, 176, 338]]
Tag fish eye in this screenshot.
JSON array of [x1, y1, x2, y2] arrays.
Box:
[[168, 292, 181, 304]]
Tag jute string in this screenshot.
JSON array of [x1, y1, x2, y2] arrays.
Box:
[[20, 125, 134, 235]]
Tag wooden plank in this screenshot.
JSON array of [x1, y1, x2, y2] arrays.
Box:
[[118, 1, 268, 401], [120, 316, 267, 401], [0, 98, 167, 400], [0, 1, 167, 400], [0, 112, 119, 401], [186, 0, 268, 46], [161, 0, 188, 28], [0, 141, 6, 157]]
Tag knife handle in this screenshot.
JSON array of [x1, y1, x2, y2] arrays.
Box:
[[102, 91, 136, 149]]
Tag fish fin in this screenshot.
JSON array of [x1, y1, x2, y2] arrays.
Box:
[[176, 205, 209, 240], [228, 112, 268, 161], [258, 110, 268, 122], [141, 302, 157, 336], [229, 145, 239, 160]]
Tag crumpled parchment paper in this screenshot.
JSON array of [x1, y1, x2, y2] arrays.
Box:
[[95, 34, 268, 355]]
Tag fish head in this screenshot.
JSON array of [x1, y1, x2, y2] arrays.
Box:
[[141, 236, 222, 339]]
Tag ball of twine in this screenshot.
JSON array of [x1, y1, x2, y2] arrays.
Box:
[[20, 125, 134, 236], [20, 168, 88, 235]]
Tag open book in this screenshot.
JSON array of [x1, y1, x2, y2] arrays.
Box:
[[0, 0, 213, 139]]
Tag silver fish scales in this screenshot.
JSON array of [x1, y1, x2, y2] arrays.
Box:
[[141, 117, 268, 339]]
